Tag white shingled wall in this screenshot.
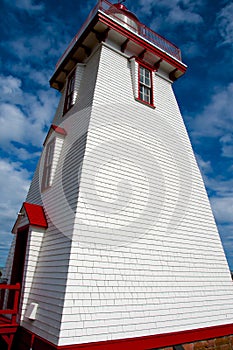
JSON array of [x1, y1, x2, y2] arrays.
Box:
[[19, 227, 45, 320], [7, 38, 233, 347], [57, 43, 233, 346], [19, 47, 102, 344]]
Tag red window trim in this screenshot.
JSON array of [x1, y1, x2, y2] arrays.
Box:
[[135, 57, 156, 71], [137, 60, 155, 108]]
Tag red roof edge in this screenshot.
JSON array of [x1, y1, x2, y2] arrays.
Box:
[[43, 124, 67, 146], [23, 202, 48, 229], [51, 124, 67, 136]]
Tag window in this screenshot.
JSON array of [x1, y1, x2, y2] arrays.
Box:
[[41, 125, 66, 192], [41, 139, 55, 191], [63, 70, 76, 114], [138, 64, 153, 105]]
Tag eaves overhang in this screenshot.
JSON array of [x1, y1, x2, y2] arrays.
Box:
[[49, 13, 99, 91], [50, 10, 187, 91]]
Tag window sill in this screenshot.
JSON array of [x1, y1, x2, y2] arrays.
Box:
[[135, 98, 156, 109]]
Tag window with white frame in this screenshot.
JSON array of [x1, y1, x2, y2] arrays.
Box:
[[41, 139, 55, 191], [138, 64, 153, 105], [63, 70, 76, 114], [41, 125, 66, 192]]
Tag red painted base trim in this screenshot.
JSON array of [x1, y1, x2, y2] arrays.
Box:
[[13, 323, 233, 350]]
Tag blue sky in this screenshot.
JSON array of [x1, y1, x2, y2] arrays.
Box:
[[0, 0, 233, 269]]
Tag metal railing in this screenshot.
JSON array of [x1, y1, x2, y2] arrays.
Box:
[[0, 283, 20, 325], [56, 0, 181, 69]]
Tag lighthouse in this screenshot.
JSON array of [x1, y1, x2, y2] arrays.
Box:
[[1, 1, 233, 349]]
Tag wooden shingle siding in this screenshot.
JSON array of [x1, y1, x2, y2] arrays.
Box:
[[16, 47, 102, 345], [19, 227, 45, 320], [8, 41, 233, 347], [58, 43, 233, 345], [26, 163, 43, 205]]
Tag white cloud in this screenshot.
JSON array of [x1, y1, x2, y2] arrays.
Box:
[[220, 134, 233, 158], [0, 159, 30, 216], [196, 152, 233, 270], [0, 74, 59, 150], [14, 0, 44, 12], [0, 159, 31, 266], [0, 75, 22, 95], [195, 154, 213, 175], [210, 197, 233, 224], [205, 175, 233, 198], [0, 160, 30, 223], [0, 14, 72, 73], [28, 70, 50, 87], [10, 146, 41, 161], [191, 83, 233, 139], [218, 224, 233, 248], [3, 61, 53, 88], [217, 223, 233, 270], [194, 155, 233, 227], [181, 41, 204, 58], [216, 2, 233, 46], [200, 171, 233, 265], [167, 6, 202, 24], [138, 0, 203, 25], [0, 104, 26, 146], [0, 75, 24, 104], [8, 35, 64, 62]]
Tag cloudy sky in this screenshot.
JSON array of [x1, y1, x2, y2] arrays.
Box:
[[0, 0, 232, 270]]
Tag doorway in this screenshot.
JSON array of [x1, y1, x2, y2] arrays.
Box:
[[8, 227, 29, 308]]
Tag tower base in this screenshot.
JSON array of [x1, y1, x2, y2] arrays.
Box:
[[9, 324, 233, 350]]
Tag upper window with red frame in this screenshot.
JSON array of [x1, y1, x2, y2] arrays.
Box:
[[63, 70, 76, 114], [138, 64, 153, 106]]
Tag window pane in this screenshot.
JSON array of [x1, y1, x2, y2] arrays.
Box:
[[68, 75, 75, 94], [64, 70, 76, 113], [145, 75, 150, 87], [138, 64, 152, 105], [47, 142, 54, 165], [145, 69, 150, 79], [139, 85, 144, 100], [42, 140, 55, 191], [140, 66, 144, 83], [143, 86, 150, 103], [139, 85, 151, 103], [139, 66, 151, 86]]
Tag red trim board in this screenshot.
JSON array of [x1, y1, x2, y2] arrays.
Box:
[[98, 13, 187, 74], [16, 323, 233, 350]]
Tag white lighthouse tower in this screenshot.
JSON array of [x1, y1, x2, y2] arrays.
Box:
[[1, 1, 233, 349]]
